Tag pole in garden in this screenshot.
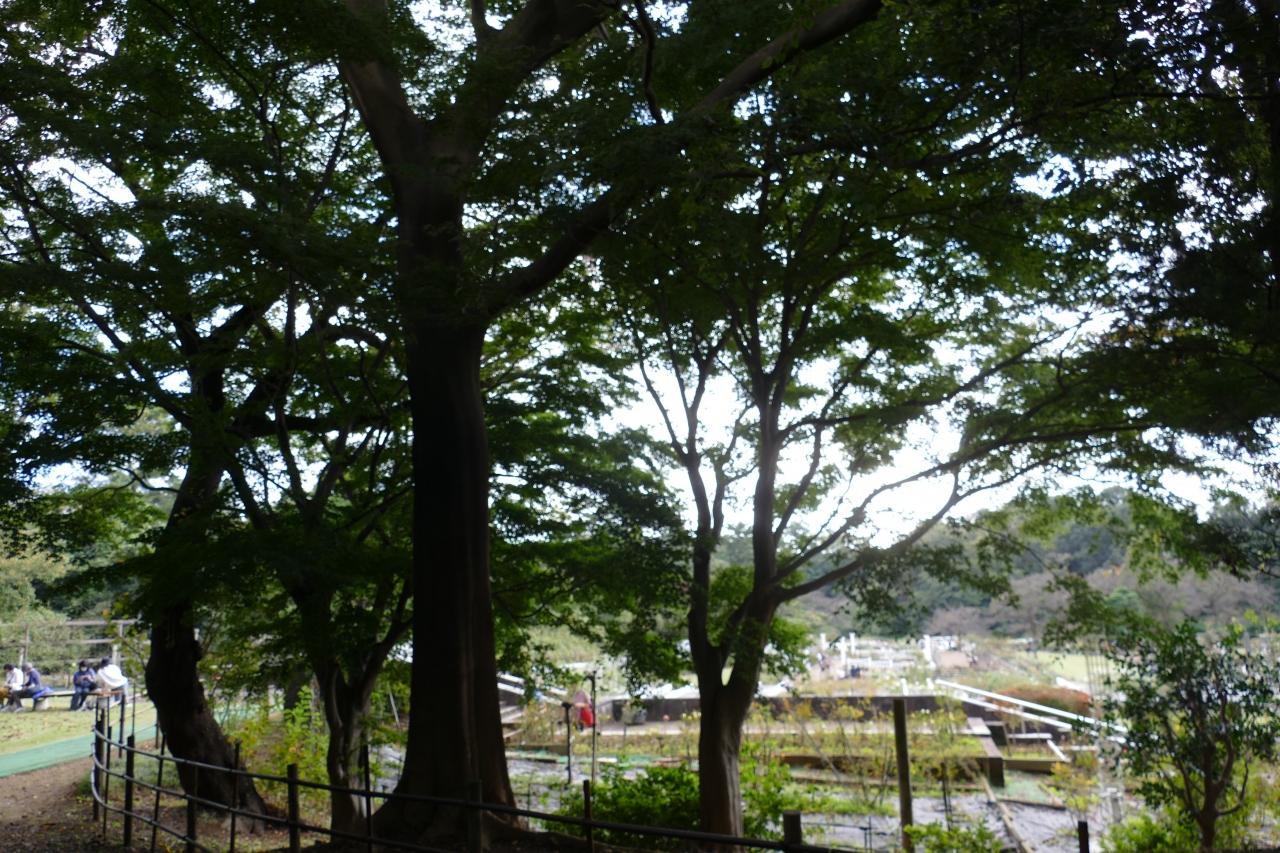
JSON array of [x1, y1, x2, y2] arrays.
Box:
[[562, 701, 573, 785], [1078, 819, 1089, 852], [583, 779, 595, 853], [893, 697, 914, 853], [588, 670, 598, 791]]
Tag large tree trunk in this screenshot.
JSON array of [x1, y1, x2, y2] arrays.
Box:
[[695, 675, 753, 838], [144, 454, 267, 815], [374, 320, 514, 839], [146, 604, 267, 815]]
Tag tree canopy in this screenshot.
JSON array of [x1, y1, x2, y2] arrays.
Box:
[[0, 0, 1277, 844]]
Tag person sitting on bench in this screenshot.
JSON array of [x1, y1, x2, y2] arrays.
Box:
[[70, 660, 97, 711], [0, 664, 21, 711], [14, 663, 54, 710], [94, 658, 129, 707]]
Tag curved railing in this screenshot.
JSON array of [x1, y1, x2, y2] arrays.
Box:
[[88, 708, 837, 853]]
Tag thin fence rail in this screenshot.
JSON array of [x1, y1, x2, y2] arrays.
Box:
[[87, 709, 840, 852]]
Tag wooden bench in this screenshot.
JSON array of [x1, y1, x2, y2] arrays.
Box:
[[32, 688, 75, 711]]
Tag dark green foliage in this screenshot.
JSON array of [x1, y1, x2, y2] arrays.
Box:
[[904, 821, 1003, 853], [1083, 0, 1280, 461], [848, 489, 1279, 639], [1094, 615, 1280, 851], [559, 766, 702, 850], [1103, 812, 1202, 853], [484, 287, 690, 689], [557, 762, 786, 847]]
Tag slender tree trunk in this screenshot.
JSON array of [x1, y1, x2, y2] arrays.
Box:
[[317, 673, 373, 836], [1197, 812, 1216, 853], [693, 592, 776, 841], [282, 668, 310, 712], [374, 320, 515, 838], [144, 454, 267, 815], [691, 416, 784, 839]]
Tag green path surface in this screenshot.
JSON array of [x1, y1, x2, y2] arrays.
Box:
[[0, 723, 159, 778]]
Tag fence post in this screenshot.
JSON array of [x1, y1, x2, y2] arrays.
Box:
[[1077, 819, 1089, 853], [118, 693, 127, 759], [583, 779, 595, 853], [186, 764, 199, 853], [287, 763, 301, 853], [783, 811, 802, 850], [230, 741, 240, 853], [103, 714, 113, 837], [92, 710, 104, 824], [123, 735, 136, 847], [151, 735, 166, 853], [362, 741, 374, 853], [466, 778, 484, 853], [893, 697, 914, 853]]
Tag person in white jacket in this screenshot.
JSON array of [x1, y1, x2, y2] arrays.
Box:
[[94, 658, 129, 708], [1, 664, 23, 711]]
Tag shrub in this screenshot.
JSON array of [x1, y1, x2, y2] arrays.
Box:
[[558, 765, 700, 850], [904, 820, 1003, 852], [1102, 813, 1199, 853], [228, 687, 329, 814], [1000, 684, 1091, 716], [557, 756, 790, 849]]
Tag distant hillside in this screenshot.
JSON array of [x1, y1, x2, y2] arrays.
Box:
[[779, 490, 1279, 639]]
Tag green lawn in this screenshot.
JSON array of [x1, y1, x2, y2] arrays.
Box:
[[1027, 652, 1096, 685], [0, 700, 157, 754]]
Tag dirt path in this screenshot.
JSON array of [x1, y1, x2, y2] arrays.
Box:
[[0, 758, 124, 851]]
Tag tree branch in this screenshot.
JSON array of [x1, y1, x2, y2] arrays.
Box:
[[490, 0, 882, 311]]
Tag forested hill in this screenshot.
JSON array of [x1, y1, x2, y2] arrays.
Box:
[[783, 489, 1280, 639]]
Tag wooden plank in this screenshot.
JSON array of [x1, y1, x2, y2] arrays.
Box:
[[966, 716, 992, 736], [981, 776, 1033, 853]]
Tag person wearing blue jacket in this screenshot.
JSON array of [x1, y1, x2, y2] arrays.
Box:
[[13, 663, 54, 710], [70, 660, 97, 711]]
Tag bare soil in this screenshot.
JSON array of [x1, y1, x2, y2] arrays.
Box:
[[0, 758, 123, 851]]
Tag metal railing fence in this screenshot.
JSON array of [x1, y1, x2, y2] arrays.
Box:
[[88, 709, 846, 853]]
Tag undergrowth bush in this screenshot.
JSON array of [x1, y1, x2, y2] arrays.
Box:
[[904, 820, 1002, 852], [558, 765, 700, 850], [1102, 813, 1200, 853], [228, 686, 329, 814], [1000, 684, 1091, 716], [556, 753, 790, 849]]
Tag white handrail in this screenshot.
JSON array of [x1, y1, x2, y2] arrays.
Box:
[[937, 678, 1125, 733]]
